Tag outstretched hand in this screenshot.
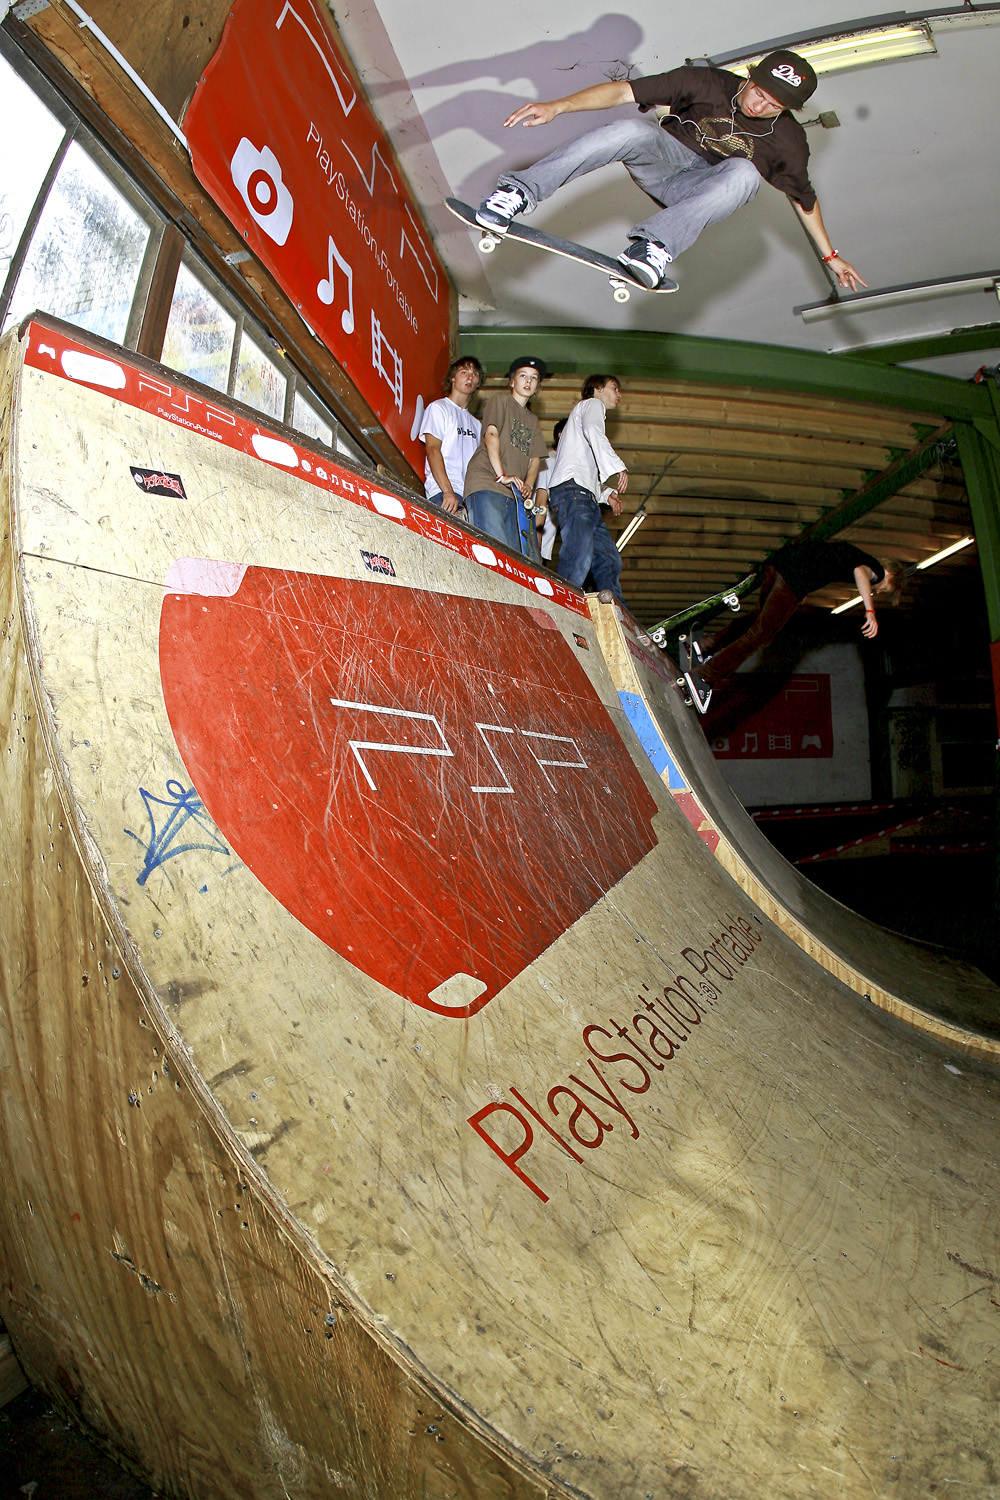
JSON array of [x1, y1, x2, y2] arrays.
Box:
[[861, 611, 879, 639], [829, 255, 867, 293], [504, 100, 559, 128]]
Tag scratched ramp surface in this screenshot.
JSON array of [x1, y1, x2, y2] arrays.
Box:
[[1, 318, 999, 1500], [591, 600, 1000, 1059]]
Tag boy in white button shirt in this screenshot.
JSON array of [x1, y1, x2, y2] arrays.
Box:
[[547, 375, 628, 604]]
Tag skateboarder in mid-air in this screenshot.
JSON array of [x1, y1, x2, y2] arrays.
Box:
[[477, 51, 865, 293], [682, 542, 902, 712]]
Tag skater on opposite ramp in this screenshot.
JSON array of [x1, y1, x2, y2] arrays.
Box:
[[680, 541, 902, 713]]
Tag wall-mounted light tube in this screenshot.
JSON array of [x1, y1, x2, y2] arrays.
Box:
[[795, 270, 1000, 322], [915, 535, 975, 569], [831, 535, 975, 612], [616, 507, 647, 552], [735, 22, 936, 78]]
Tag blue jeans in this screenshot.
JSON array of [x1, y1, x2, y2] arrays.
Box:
[[501, 117, 759, 260], [466, 489, 522, 553], [550, 483, 624, 603]]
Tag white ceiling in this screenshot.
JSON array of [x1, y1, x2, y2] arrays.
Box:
[[335, 2, 1000, 373]]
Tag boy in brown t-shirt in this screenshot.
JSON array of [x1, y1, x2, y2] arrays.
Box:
[[475, 51, 864, 295], [464, 356, 549, 556]]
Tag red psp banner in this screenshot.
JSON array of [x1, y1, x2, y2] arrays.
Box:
[[711, 675, 833, 759], [185, 0, 450, 470], [159, 570, 659, 1016]]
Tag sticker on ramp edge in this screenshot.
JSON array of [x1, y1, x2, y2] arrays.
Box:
[[159, 570, 659, 1018], [361, 549, 396, 577], [573, 633, 590, 650], [130, 465, 187, 499]]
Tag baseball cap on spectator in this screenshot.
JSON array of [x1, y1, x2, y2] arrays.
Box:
[[506, 355, 548, 380]]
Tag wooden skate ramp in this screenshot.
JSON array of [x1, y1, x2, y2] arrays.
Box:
[[1, 316, 998, 1500], [591, 601, 1000, 1058]]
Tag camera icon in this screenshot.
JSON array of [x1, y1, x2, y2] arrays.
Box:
[[230, 139, 294, 246]]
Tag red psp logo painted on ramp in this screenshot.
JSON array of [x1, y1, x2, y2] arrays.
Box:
[[159, 567, 658, 1016]]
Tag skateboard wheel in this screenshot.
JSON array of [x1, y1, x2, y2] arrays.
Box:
[[478, 234, 498, 254], [676, 676, 685, 688], [652, 629, 665, 647], [612, 284, 630, 303]]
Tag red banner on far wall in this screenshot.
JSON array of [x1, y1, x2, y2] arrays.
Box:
[[185, 0, 450, 469], [710, 675, 834, 760]]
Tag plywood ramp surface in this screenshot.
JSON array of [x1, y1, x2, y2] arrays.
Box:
[[1, 318, 998, 1500]]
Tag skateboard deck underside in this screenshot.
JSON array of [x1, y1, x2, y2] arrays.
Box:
[[446, 198, 678, 295]]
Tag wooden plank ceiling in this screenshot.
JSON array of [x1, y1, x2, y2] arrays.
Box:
[[503, 374, 976, 629]]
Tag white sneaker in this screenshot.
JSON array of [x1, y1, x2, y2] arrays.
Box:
[[617, 238, 671, 289], [476, 185, 529, 233]]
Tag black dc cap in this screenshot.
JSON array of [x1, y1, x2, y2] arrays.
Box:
[[506, 355, 548, 380], [748, 50, 817, 110]]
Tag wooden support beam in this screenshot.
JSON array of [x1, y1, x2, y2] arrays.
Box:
[[797, 423, 955, 544], [606, 421, 896, 469], [538, 393, 933, 447]]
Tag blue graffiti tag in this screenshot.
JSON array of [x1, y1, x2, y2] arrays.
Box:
[[126, 779, 237, 887]]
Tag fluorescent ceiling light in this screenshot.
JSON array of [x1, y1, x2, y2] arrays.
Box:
[[733, 22, 936, 78], [616, 508, 647, 552], [831, 535, 975, 611], [795, 269, 1000, 322], [915, 535, 975, 568]]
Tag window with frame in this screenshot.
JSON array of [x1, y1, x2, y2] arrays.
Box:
[[0, 34, 376, 472], [1, 46, 162, 346]]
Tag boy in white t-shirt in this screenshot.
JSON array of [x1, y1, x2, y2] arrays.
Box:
[[418, 357, 484, 514]]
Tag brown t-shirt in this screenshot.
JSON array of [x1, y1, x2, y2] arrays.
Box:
[[463, 392, 548, 499], [631, 66, 816, 210]]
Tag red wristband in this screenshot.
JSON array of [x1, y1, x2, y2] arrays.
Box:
[[822, 249, 840, 264], [865, 609, 875, 615]]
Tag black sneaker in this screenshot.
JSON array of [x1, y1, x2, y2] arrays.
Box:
[[682, 667, 713, 715], [617, 238, 671, 289], [476, 185, 529, 233]]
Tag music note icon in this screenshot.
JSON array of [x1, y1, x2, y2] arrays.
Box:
[[317, 234, 355, 334]]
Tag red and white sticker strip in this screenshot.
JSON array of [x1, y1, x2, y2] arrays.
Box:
[[23, 321, 589, 619]]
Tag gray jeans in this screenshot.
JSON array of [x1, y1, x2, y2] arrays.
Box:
[[500, 116, 760, 260]]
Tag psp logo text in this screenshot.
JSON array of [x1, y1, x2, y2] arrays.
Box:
[[230, 139, 294, 245]]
